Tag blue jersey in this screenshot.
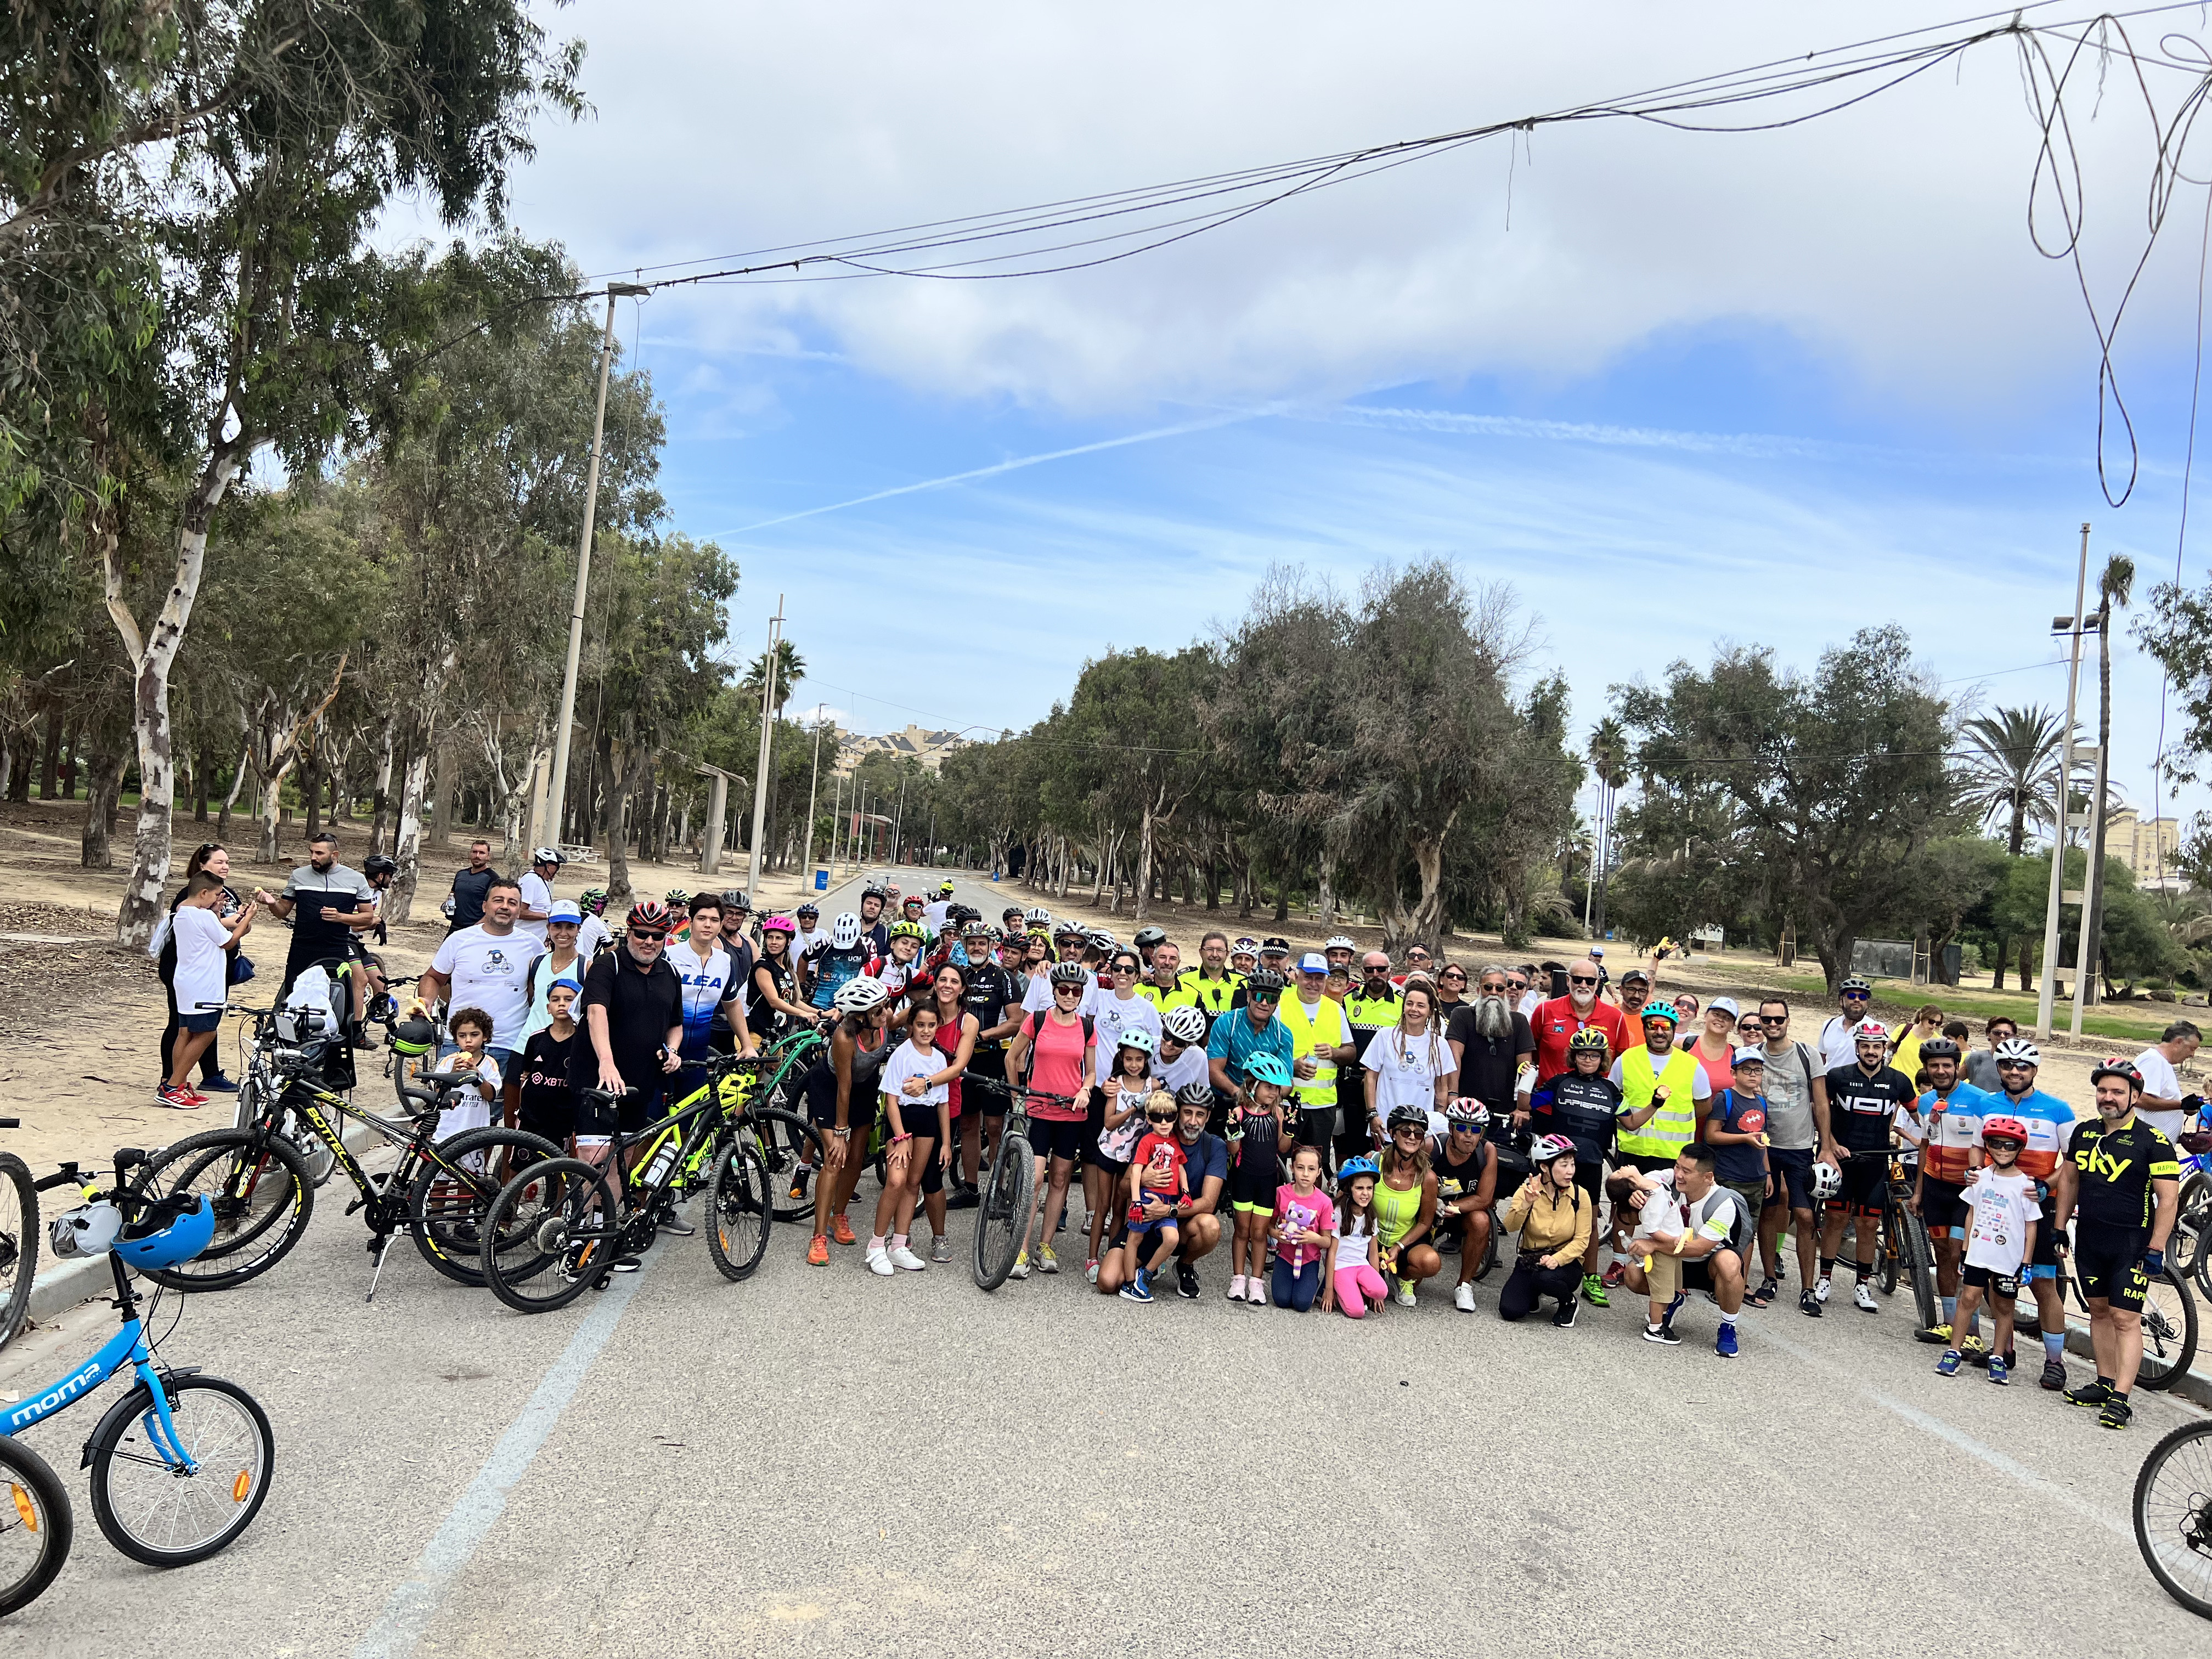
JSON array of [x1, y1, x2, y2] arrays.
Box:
[[670, 943, 736, 1060], [1206, 1007, 1295, 1090]]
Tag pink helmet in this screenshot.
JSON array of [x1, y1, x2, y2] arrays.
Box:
[[760, 915, 798, 936]]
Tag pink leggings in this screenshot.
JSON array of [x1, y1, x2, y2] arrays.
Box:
[[1335, 1263, 1389, 1318]]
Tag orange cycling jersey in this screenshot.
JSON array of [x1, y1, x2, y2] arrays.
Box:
[[1918, 1082, 1995, 1185]]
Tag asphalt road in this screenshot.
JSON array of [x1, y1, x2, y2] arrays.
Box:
[[3, 867, 2205, 1656]]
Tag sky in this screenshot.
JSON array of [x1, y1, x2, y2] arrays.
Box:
[[397, 1, 2212, 838]]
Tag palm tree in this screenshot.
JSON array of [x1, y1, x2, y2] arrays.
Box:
[[1588, 716, 1629, 932], [1958, 705, 2069, 855], [740, 639, 806, 717]]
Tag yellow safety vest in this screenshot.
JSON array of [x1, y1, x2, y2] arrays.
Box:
[[1616, 1043, 1702, 1160], [1277, 994, 1351, 1108], [1138, 978, 1199, 1013], [1177, 968, 1243, 1020]]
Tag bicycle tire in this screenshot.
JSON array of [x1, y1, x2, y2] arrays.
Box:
[[1901, 1209, 1940, 1331], [2174, 1171, 2209, 1282], [2138, 1265, 2201, 1393], [706, 1139, 772, 1282], [751, 1108, 826, 1221], [0, 1152, 37, 1352], [131, 1130, 315, 1291], [0, 1433, 71, 1616], [406, 1128, 565, 1286], [1472, 1212, 1501, 1283], [480, 1157, 622, 1314], [2134, 1417, 2212, 1618], [234, 1073, 336, 1188], [86, 1372, 273, 1567], [972, 1131, 1034, 1291]]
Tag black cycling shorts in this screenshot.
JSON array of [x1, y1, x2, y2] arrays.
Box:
[[967, 1049, 1008, 1116], [1294, 1105, 1338, 1149], [2073, 1224, 2152, 1313], [802, 1064, 874, 1135], [1836, 1154, 1887, 1215], [1961, 1262, 2021, 1296], [1919, 1177, 1969, 1238], [1028, 1118, 1086, 1163]]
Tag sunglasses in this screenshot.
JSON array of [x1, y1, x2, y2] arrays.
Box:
[[1568, 975, 1598, 987], [1248, 992, 1280, 1005], [1146, 1113, 1175, 1125], [1407, 953, 1431, 963], [1054, 984, 1082, 996], [1763, 1014, 1788, 1024], [1842, 992, 1870, 1002], [1506, 980, 1527, 990], [630, 929, 668, 943], [1997, 1059, 2034, 1069], [1394, 1125, 1425, 1137]]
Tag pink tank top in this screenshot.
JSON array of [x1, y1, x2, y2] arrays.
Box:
[[1026, 1011, 1088, 1121]]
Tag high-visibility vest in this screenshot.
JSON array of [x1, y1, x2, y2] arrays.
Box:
[[1615, 1043, 1702, 1160], [1177, 968, 1242, 1034], [1278, 994, 1351, 1108], [1138, 978, 1199, 1013]]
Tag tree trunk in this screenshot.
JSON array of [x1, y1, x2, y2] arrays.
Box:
[[38, 701, 64, 798], [1272, 871, 1289, 925], [1378, 836, 1448, 955], [605, 743, 651, 906], [386, 733, 434, 925], [193, 742, 211, 822], [1315, 848, 1336, 927], [79, 715, 128, 868], [301, 737, 321, 839], [370, 717, 397, 854], [216, 732, 250, 837], [429, 731, 455, 854], [1990, 933, 2008, 991]]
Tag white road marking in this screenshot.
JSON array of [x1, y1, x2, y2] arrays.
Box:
[[352, 1250, 657, 1657]]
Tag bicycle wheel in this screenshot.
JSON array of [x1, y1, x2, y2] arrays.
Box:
[[0, 1152, 36, 1351], [972, 1131, 1034, 1291], [2138, 1265, 2201, 1393], [1901, 1210, 1939, 1331], [86, 1373, 273, 1567], [753, 1108, 826, 1221], [131, 1131, 315, 1291], [407, 1128, 565, 1286], [706, 1138, 771, 1282], [2172, 1172, 2208, 1281], [480, 1157, 622, 1314], [233, 1074, 335, 1188], [1472, 1211, 1501, 1283], [0, 1434, 70, 1616], [2134, 1417, 2212, 1618]]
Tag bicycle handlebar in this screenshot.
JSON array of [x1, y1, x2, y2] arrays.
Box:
[[964, 1074, 1080, 1107]]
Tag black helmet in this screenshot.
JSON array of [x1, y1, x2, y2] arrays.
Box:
[[1243, 968, 1287, 998], [1919, 1037, 1961, 1063], [363, 854, 398, 878], [861, 884, 888, 903], [1133, 926, 1167, 949], [1174, 1081, 1215, 1108]]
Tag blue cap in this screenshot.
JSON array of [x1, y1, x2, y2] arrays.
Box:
[[548, 900, 583, 923], [550, 977, 583, 997], [1297, 951, 1328, 974]]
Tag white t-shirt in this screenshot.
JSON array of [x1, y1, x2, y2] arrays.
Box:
[[794, 926, 828, 961], [516, 872, 554, 944], [923, 899, 952, 934], [1516, 989, 1542, 1020], [879, 1040, 948, 1134], [518, 952, 588, 1045], [172, 905, 230, 1018], [577, 914, 613, 960], [2133, 1045, 2188, 1139], [1962, 1167, 2039, 1276], [1156, 1041, 1210, 1096], [1363, 1028, 1450, 1132], [1091, 994, 1163, 1084], [1819, 1013, 1882, 1071], [1334, 1214, 1375, 1269], [429, 925, 544, 1051], [431, 1049, 502, 1142]]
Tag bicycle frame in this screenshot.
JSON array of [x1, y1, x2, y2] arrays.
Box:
[[1, 1256, 194, 1474]]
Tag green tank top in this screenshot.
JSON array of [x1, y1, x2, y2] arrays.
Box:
[[1374, 1169, 1424, 1248]]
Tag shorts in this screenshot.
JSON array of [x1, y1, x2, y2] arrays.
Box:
[[2074, 1224, 2152, 1312], [1227, 1153, 1278, 1215], [1836, 1153, 1887, 1215], [1919, 1177, 1969, 1239], [1570, 1156, 1602, 1204], [1091, 1150, 1131, 1180], [518, 1105, 572, 1145], [1294, 1105, 1338, 1148], [1961, 1262, 2022, 1296], [1028, 1118, 1086, 1162], [1765, 1146, 1815, 1211], [2027, 1189, 2061, 1279], [618, 1081, 663, 1136], [1643, 1245, 1740, 1301], [177, 1009, 222, 1035], [968, 1050, 1009, 1116], [803, 1065, 875, 1134], [1723, 1180, 1767, 1232], [1127, 1196, 1182, 1234]]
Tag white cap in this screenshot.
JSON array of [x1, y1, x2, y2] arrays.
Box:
[[1731, 1045, 1768, 1068], [1709, 996, 1740, 1018]]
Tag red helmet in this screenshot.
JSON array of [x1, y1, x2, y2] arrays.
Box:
[[1979, 1115, 2028, 1145], [2089, 1057, 2145, 1091], [627, 900, 673, 933]]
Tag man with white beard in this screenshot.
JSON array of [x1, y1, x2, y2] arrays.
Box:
[[1447, 965, 1535, 1121], [1529, 954, 1632, 1082]]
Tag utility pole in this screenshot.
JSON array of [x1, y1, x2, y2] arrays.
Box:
[[891, 769, 909, 867], [2036, 524, 2091, 1041], [744, 597, 783, 897], [802, 703, 826, 873], [538, 282, 646, 852], [2068, 611, 2110, 1037]]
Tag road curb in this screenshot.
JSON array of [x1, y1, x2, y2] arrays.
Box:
[[25, 1117, 391, 1327], [2058, 1318, 2212, 1410]]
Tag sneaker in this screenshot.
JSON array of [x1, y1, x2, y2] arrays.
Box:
[[198, 1073, 240, 1093], [930, 1233, 953, 1265], [1250, 1276, 1270, 1307], [866, 1245, 894, 1277], [786, 1172, 811, 1204], [1799, 1289, 1821, 1318], [1119, 1272, 1154, 1304], [1176, 1261, 1200, 1300], [1600, 1259, 1627, 1289], [1454, 1282, 1476, 1313], [610, 1256, 642, 1273], [945, 1183, 979, 1211], [1008, 1250, 1030, 1280], [2039, 1357, 2068, 1391], [1642, 1322, 1681, 1345], [1582, 1273, 1610, 1308], [1662, 1290, 1688, 1331], [1554, 1299, 1577, 1329], [889, 1244, 927, 1271], [1853, 1282, 1879, 1313], [1936, 1349, 1963, 1378], [156, 1084, 205, 1110], [1748, 1277, 1778, 1309], [1916, 1321, 1953, 1346], [1227, 1274, 1248, 1303], [2063, 1378, 2114, 1409], [1714, 1324, 1740, 1359], [1085, 1258, 1100, 1284], [805, 1233, 830, 1267], [1988, 1355, 2010, 1385], [1038, 1245, 1059, 1275], [831, 1214, 857, 1247], [2098, 1395, 2134, 1430], [658, 1214, 696, 1238], [1393, 1279, 1416, 1309], [1813, 1275, 1832, 1304]]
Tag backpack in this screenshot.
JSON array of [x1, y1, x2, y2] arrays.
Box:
[[1020, 1008, 1095, 1086]]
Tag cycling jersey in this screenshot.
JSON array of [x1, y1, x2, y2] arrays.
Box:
[[667, 940, 735, 1060], [1206, 1007, 1297, 1092], [960, 963, 1015, 1051], [2067, 1116, 2181, 1231], [803, 941, 869, 1011], [1432, 1140, 1492, 1208], [1527, 1070, 1627, 1170], [744, 951, 797, 1036], [1915, 1082, 1993, 1184], [864, 950, 924, 1002], [1822, 1062, 1915, 1154]]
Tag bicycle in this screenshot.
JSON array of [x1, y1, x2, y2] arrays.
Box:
[[0, 1119, 32, 1351], [2010, 1234, 2200, 1391], [964, 1075, 1083, 1292], [2136, 1415, 2212, 1620], [478, 1054, 772, 1313], [731, 1025, 831, 1220], [1813, 1143, 1939, 1330], [0, 1148, 275, 1616], [130, 1005, 564, 1299]]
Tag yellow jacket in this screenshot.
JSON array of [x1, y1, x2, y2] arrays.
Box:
[[1502, 1177, 1593, 1261]]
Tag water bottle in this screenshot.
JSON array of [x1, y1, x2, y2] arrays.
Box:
[[641, 1138, 679, 1187]]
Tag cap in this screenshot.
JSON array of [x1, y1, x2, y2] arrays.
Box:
[[1260, 936, 1291, 955], [1297, 952, 1328, 974], [1620, 968, 1651, 986], [1709, 996, 1740, 1018], [1731, 1045, 1767, 1067], [547, 900, 583, 923]]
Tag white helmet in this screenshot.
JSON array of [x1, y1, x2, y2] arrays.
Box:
[[1993, 1036, 2040, 1067], [531, 846, 564, 866], [1810, 1161, 1845, 1203], [1528, 1133, 1576, 1167], [1324, 934, 1357, 952], [1024, 906, 1053, 925], [833, 975, 888, 1015], [831, 912, 863, 950], [1161, 1005, 1207, 1045], [1851, 1019, 1888, 1043]]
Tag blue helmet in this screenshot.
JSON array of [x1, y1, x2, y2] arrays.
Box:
[[1244, 1052, 1294, 1090], [1338, 1155, 1381, 1182], [112, 1193, 216, 1272]]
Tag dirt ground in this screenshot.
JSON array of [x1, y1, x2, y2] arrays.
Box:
[[0, 802, 2179, 1183]]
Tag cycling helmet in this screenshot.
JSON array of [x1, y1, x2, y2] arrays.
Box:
[[861, 884, 888, 904], [831, 912, 864, 950], [49, 1199, 123, 1259], [1851, 1019, 1888, 1043], [1245, 1052, 1295, 1090], [902, 894, 926, 911], [1087, 929, 1116, 951], [390, 1015, 439, 1058], [1175, 1080, 1216, 1108], [1528, 1133, 1577, 1169], [440, 895, 456, 919], [1024, 906, 1053, 925], [579, 887, 607, 916], [1384, 1102, 1430, 1135], [1993, 1036, 2040, 1066], [833, 976, 889, 1015], [1232, 936, 1261, 954], [796, 901, 820, 919], [1918, 1037, 1961, 1062], [363, 853, 398, 878], [1639, 1005, 1678, 1026], [1161, 1005, 1208, 1045], [721, 889, 751, 911], [1810, 1161, 1846, 1203], [663, 888, 691, 907], [112, 1192, 216, 1272], [1337, 1154, 1381, 1182], [1325, 934, 1357, 952], [1567, 1027, 1611, 1058], [628, 900, 673, 933], [1115, 1028, 1159, 1059], [1443, 1097, 1490, 1132], [939, 879, 956, 895], [1980, 1115, 2029, 1145], [962, 919, 992, 938], [1134, 926, 1167, 949], [1048, 961, 1090, 986], [1841, 975, 1872, 996], [1243, 968, 1287, 998], [760, 915, 797, 936], [1054, 919, 1085, 939], [532, 847, 564, 866], [2090, 1056, 2146, 1090], [889, 920, 928, 944]]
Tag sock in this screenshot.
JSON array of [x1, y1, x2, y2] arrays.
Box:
[[1719, 1311, 1737, 1330], [890, 1234, 907, 1250], [1854, 1260, 1874, 1282], [2044, 1332, 2066, 1360], [2109, 1387, 2129, 1402], [1942, 1296, 1956, 1322], [1819, 1256, 1836, 1278], [2097, 1374, 2115, 1388], [868, 1234, 885, 1251]]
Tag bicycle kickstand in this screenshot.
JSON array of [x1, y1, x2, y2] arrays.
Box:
[[365, 1230, 398, 1304]]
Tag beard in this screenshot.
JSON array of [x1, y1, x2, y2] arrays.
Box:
[[1474, 995, 1511, 1040]]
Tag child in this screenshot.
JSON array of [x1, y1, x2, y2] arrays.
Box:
[[1085, 1033, 1157, 1281], [1225, 1056, 1294, 1304], [1705, 1049, 1773, 1233], [1324, 1156, 1389, 1318], [870, 1002, 953, 1276], [1938, 1115, 2038, 1385], [432, 1007, 502, 1140], [161, 873, 255, 1109], [514, 979, 582, 1149], [1269, 1146, 1336, 1312], [1118, 1092, 1188, 1303]]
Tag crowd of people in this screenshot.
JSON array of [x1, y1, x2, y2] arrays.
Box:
[[152, 841, 2197, 1426]]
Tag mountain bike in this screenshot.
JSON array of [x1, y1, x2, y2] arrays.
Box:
[[1814, 1143, 1939, 1330], [0, 1148, 274, 1616], [963, 1076, 1082, 1291], [2170, 1113, 2211, 1294], [2136, 1415, 2212, 1620], [478, 1055, 771, 1313], [0, 1120, 32, 1351], [737, 1025, 830, 1220]]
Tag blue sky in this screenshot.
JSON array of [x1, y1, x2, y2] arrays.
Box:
[[416, 2, 2212, 838]]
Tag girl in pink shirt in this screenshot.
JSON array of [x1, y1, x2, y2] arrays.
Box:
[[1324, 1158, 1390, 1319], [1268, 1146, 1335, 1312]]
